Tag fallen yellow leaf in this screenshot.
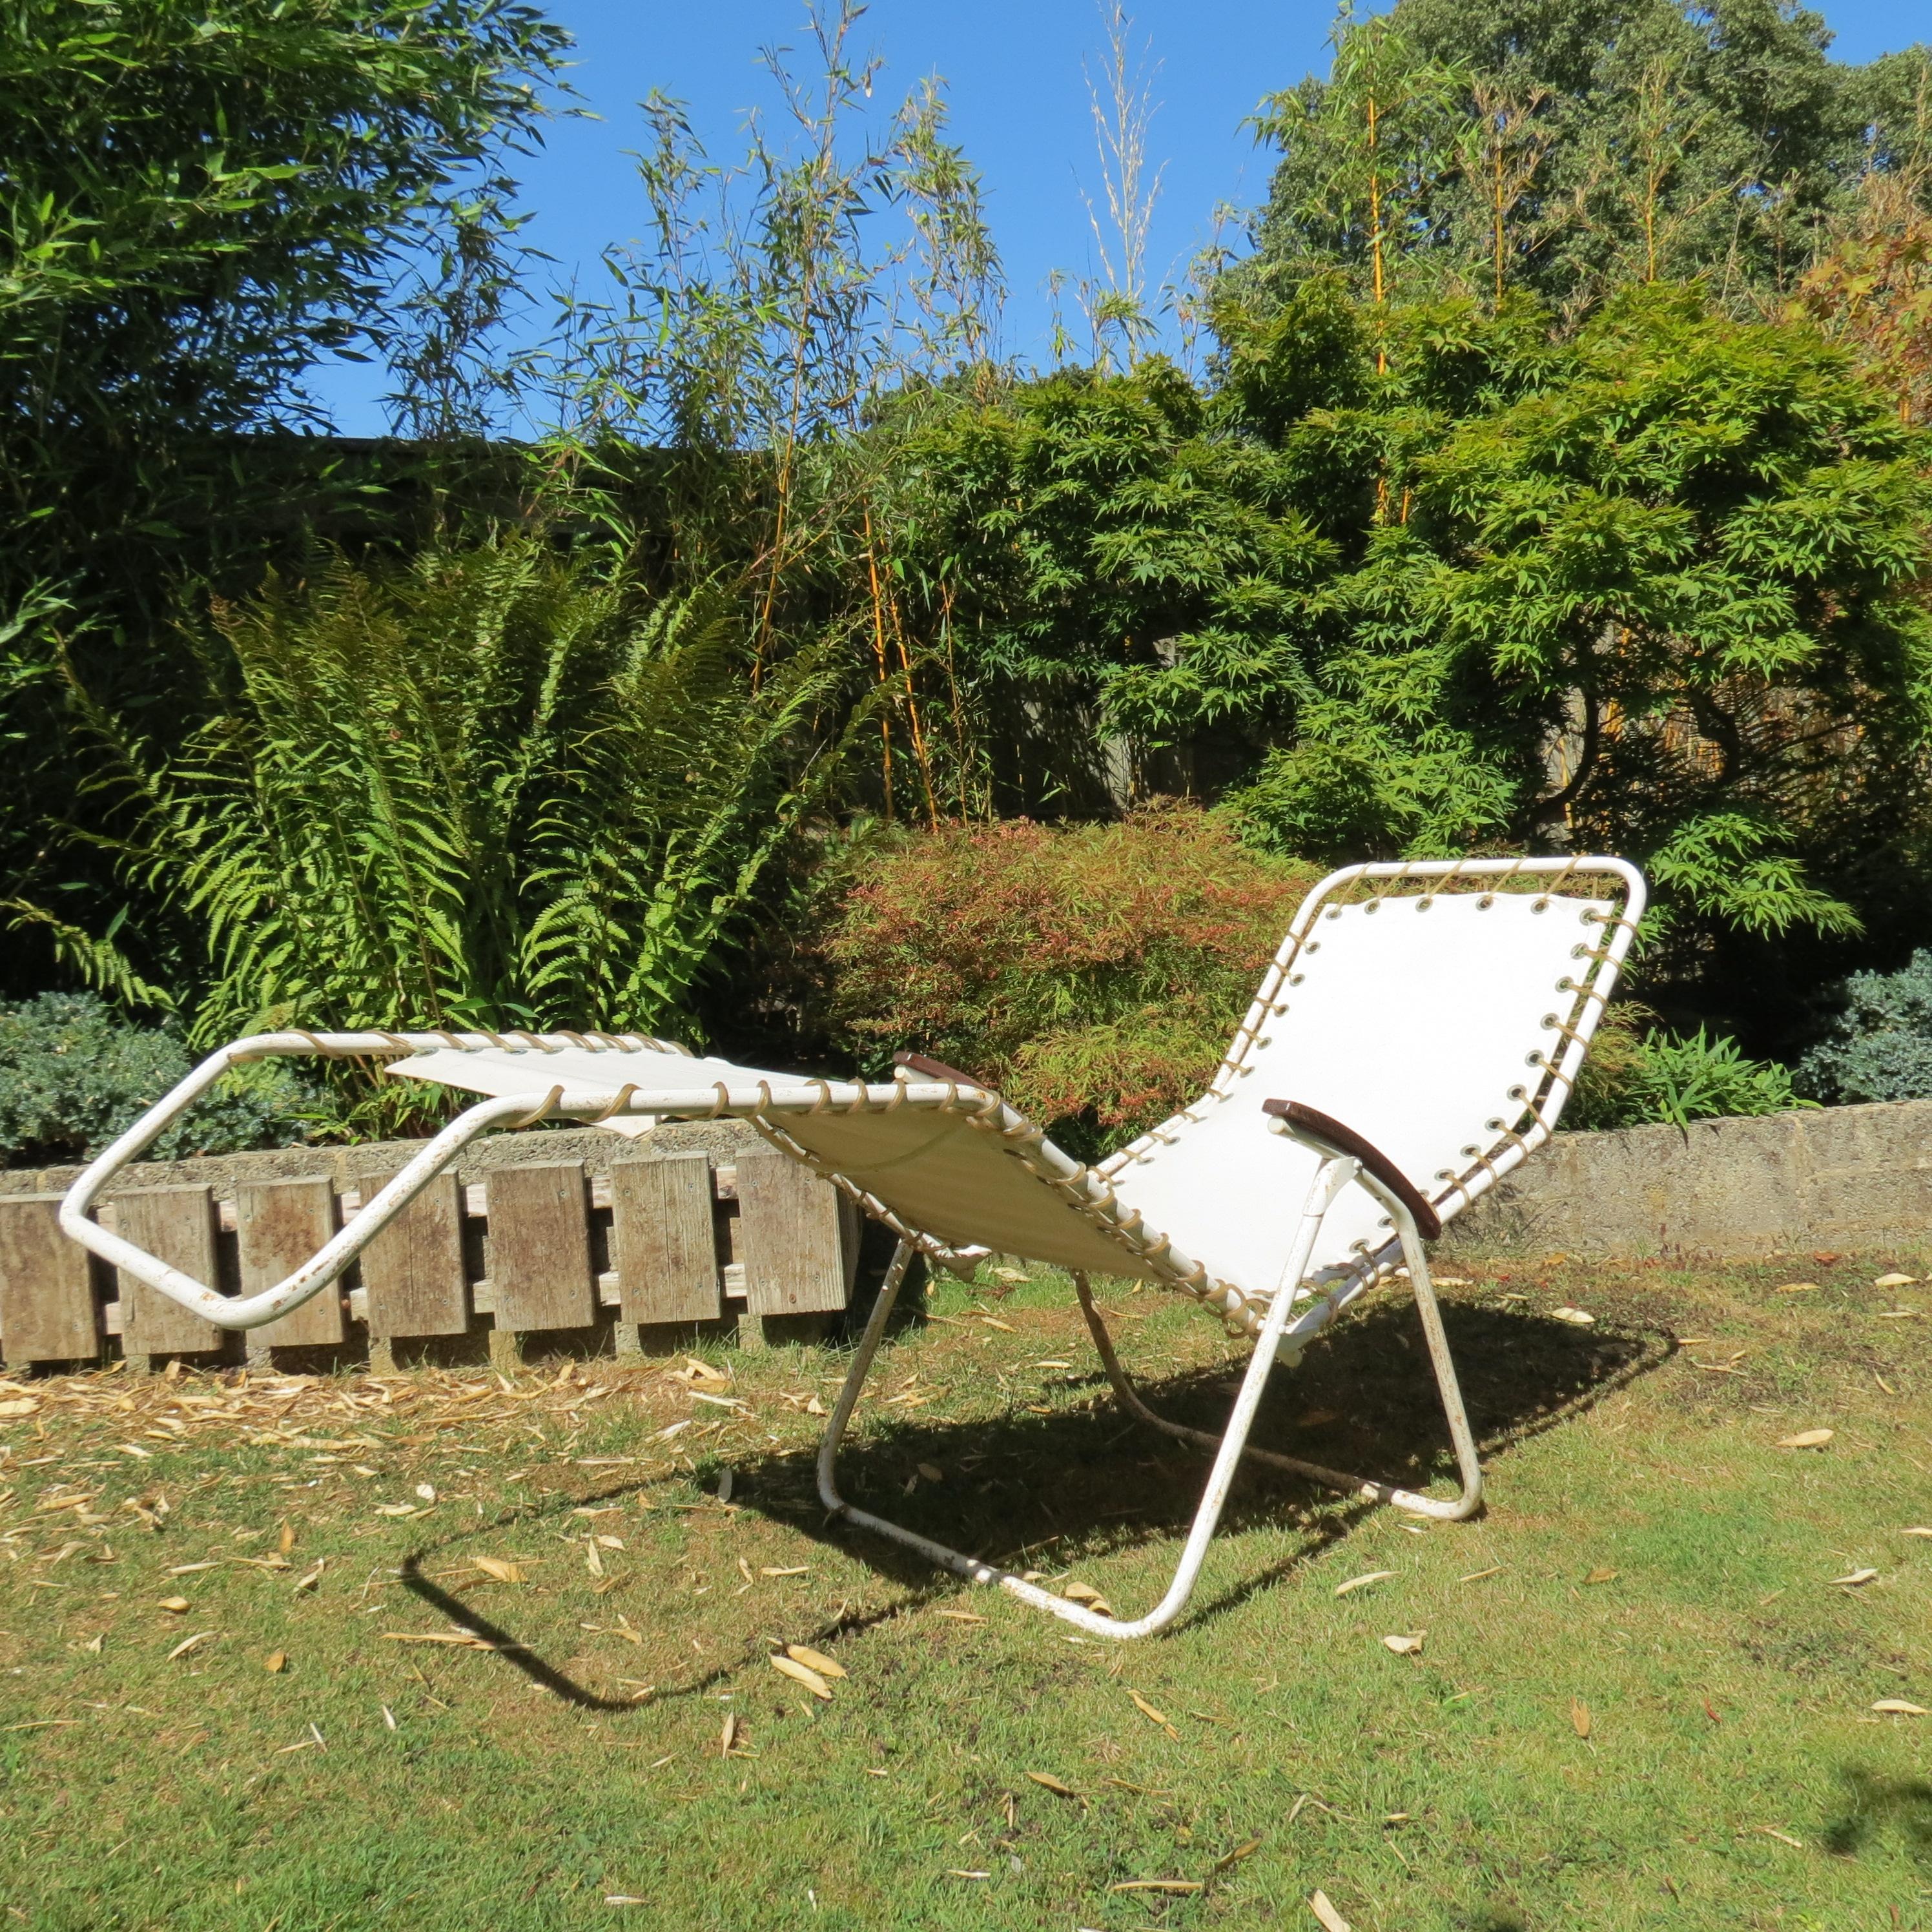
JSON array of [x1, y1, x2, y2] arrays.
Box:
[[1776, 1428, 1834, 1449], [157, 1597, 189, 1614], [1571, 1696, 1592, 1739], [263, 1651, 286, 1673], [166, 1630, 215, 1661], [1583, 1567, 1618, 1585], [1382, 1634, 1423, 1656], [770, 1653, 831, 1700], [1872, 1699, 1929, 1716], [1025, 1771, 1080, 1798], [472, 1556, 524, 1585], [1335, 1570, 1395, 1598], [1111, 1879, 1202, 1896], [1127, 1689, 1173, 1731], [785, 1643, 846, 1680], [1309, 1889, 1353, 1932], [1873, 1273, 1917, 1290]]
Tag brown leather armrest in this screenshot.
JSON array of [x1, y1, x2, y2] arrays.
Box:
[[894, 1051, 987, 1088], [1262, 1098, 1443, 1241]]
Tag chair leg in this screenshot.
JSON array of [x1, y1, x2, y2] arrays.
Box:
[[815, 1160, 1359, 1639], [1073, 1198, 1483, 1524]]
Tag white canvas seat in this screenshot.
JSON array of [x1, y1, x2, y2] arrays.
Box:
[[59, 855, 1643, 1638]]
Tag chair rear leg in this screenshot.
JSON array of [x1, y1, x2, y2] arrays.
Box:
[[1074, 1217, 1483, 1523]]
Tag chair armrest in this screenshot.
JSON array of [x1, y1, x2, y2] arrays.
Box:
[[1262, 1098, 1443, 1240], [893, 1051, 987, 1087]]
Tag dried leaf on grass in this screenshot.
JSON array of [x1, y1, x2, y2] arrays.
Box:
[[1212, 1836, 1263, 1875], [1381, 1634, 1423, 1656], [720, 1711, 739, 1757], [1309, 1889, 1353, 1931], [761, 1565, 809, 1578], [1062, 1581, 1113, 1617], [158, 1596, 189, 1614], [1025, 1771, 1080, 1799], [1583, 1568, 1618, 1586], [784, 1644, 846, 1680], [167, 1630, 215, 1661], [1873, 1273, 1917, 1290], [936, 1609, 985, 1624], [770, 1654, 831, 1700], [1128, 1689, 1175, 1733], [1777, 1428, 1834, 1449], [0, 1398, 40, 1418], [473, 1557, 525, 1585], [1873, 1700, 1929, 1716], [1335, 1571, 1394, 1598], [1550, 1307, 1595, 1326], [1570, 1697, 1592, 1739], [1111, 1879, 1202, 1896], [1832, 1568, 1879, 1587], [263, 1651, 286, 1673], [1755, 1826, 1804, 1848]]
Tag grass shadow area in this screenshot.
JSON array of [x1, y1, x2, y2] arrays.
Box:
[[394, 1294, 1671, 1698]]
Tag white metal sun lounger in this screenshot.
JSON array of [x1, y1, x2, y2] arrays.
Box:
[[59, 854, 1643, 1638]]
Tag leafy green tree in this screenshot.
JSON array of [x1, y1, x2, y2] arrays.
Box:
[[1240, 0, 1925, 314], [1, 0, 566, 595], [892, 354, 1335, 808]]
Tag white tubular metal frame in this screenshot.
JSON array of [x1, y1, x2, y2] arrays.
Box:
[[56, 1029, 1014, 1333], [818, 1156, 1362, 1640], [56, 855, 1639, 1638]]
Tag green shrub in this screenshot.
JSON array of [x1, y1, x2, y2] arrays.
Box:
[[1796, 951, 1932, 1105], [1568, 1006, 1813, 1131], [0, 994, 324, 1167], [814, 803, 1317, 1158]]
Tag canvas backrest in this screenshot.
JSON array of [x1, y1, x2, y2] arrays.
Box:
[[1103, 858, 1643, 1306]]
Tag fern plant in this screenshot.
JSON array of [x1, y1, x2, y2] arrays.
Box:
[[77, 540, 852, 1065]]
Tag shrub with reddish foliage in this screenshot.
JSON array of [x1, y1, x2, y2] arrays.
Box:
[[819, 805, 1316, 1156]]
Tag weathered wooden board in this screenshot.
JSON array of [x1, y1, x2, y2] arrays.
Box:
[[238, 1178, 344, 1348], [355, 1169, 469, 1339], [486, 1162, 595, 1332], [734, 1148, 849, 1316], [116, 1187, 222, 1356], [611, 1154, 721, 1324], [0, 1195, 98, 1365]]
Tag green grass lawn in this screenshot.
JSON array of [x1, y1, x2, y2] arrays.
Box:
[[1, 1251, 1927, 1931]]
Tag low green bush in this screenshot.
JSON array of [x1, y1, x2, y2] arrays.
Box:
[[1796, 951, 1932, 1105], [813, 803, 1316, 1158], [0, 994, 326, 1167], [1569, 1007, 1813, 1131]]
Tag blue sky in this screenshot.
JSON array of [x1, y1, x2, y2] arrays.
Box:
[[314, 0, 1932, 435]]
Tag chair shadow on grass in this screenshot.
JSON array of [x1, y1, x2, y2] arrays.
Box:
[[1822, 1766, 1932, 1860], [396, 1297, 1673, 1711]]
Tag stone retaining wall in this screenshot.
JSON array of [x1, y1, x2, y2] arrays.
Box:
[[1445, 1096, 1932, 1260]]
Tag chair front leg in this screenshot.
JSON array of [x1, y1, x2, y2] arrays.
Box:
[[817, 1161, 1358, 1639]]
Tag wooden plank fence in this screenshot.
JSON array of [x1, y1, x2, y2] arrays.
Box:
[[0, 1148, 855, 1370]]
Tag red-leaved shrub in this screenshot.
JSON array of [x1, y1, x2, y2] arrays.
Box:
[[819, 804, 1316, 1155]]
